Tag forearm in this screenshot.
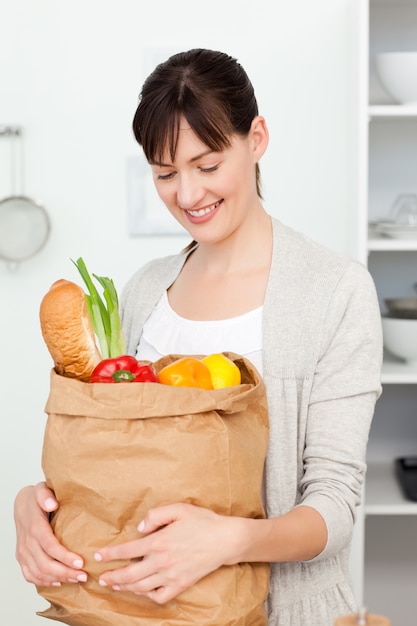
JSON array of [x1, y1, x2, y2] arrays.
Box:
[[226, 505, 327, 565]]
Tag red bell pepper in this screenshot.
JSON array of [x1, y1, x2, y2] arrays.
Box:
[[89, 355, 158, 384]]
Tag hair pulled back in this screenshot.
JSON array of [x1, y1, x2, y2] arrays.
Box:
[[132, 48, 261, 194]]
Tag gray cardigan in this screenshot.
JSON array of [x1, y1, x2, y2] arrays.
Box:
[[120, 218, 383, 625]]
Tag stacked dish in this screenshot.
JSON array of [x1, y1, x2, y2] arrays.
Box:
[[383, 286, 417, 364], [375, 194, 417, 240], [376, 222, 417, 239], [385, 297, 417, 320], [382, 316, 417, 365], [375, 51, 417, 105]]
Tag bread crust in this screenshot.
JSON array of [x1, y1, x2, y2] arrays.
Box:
[[40, 279, 101, 381]]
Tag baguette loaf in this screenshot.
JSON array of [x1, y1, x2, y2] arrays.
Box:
[[40, 279, 101, 381]]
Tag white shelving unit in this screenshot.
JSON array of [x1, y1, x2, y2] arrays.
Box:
[[354, 1, 417, 622]]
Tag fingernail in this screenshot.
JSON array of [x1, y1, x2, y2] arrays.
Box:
[[68, 578, 78, 583], [112, 585, 121, 591], [137, 520, 145, 532], [94, 552, 102, 562], [99, 579, 107, 587], [52, 581, 61, 587], [45, 497, 57, 510], [73, 558, 83, 568], [77, 573, 87, 582]]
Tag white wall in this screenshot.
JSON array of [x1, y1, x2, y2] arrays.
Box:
[[0, 1, 360, 622]]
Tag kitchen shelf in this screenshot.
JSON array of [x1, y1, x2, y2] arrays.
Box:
[[369, 105, 417, 119], [365, 462, 417, 516], [368, 231, 417, 251], [381, 356, 417, 384], [368, 239, 417, 251]]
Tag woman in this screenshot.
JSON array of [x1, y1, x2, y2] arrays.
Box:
[[15, 49, 382, 625]]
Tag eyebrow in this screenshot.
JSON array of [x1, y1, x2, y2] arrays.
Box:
[[151, 149, 216, 168]]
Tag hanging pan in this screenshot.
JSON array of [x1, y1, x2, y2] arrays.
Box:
[[0, 125, 51, 267], [0, 194, 51, 264]]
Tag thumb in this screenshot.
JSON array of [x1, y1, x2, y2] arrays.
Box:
[[34, 481, 58, 512]]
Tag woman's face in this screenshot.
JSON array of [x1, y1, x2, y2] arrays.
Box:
[[149, 116, 267, 245]]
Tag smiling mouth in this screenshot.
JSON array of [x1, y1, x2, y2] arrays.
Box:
[[185, 200, 223, 217]]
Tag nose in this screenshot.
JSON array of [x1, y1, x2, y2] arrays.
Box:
[[177, 173, 204, 210]]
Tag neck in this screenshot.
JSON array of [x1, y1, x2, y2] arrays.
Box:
[[194, 210, 273, 276]]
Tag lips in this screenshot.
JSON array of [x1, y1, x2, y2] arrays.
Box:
[[185, 200, 223, 222]]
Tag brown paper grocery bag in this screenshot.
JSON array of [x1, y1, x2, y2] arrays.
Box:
[[36, 353, 270, 626]]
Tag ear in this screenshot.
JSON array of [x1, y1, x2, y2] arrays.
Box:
[[249, 115, 269, 162]]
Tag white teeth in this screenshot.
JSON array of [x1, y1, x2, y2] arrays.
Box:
[[187, 201, 220, 217], [187, 207, 212, 217]]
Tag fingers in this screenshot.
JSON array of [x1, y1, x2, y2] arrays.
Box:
[[94, 503, 186, 564], [20, 532, 87, 587], [137, 502, 186, 535], [33, 481, 59, 513], [98, 560, 155, 591], [146, 585, 178, 605], [97, 559, 183, 604], [17, 516, 87, 586], [95, 538, 146, 564], [95, 525, 178, 597], [14, 483, 87, 587], [95, 503, 216, 603]]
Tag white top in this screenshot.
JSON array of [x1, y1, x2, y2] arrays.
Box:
[[136, 290, 264, 375]]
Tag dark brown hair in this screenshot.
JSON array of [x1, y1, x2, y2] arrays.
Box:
[[132, 48, 262, 197]]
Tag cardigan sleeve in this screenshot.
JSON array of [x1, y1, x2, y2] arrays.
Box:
[[300, 261, 383, 561]]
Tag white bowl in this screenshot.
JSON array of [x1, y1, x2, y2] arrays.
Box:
[[382, 316, 417, 365], [375, 52, 417, 105]]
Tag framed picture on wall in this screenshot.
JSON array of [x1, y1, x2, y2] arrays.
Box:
[[127, 46, 187, 236], [127, 154, 186, 236]]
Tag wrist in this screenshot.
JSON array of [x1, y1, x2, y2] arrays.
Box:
[[222, 516, 271, 566]]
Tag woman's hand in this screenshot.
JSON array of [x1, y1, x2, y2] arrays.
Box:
[[14, 482, 87, 586], [94, 503, 245, 604]]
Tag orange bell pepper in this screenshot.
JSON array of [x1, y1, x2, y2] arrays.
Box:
[[157, 357, 213, 390]]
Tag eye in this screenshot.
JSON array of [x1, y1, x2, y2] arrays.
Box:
[[200, 164, 219, 173], [156, 172, 175, 181]]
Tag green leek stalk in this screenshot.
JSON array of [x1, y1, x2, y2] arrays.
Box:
[[71, 257, 126, 359]]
